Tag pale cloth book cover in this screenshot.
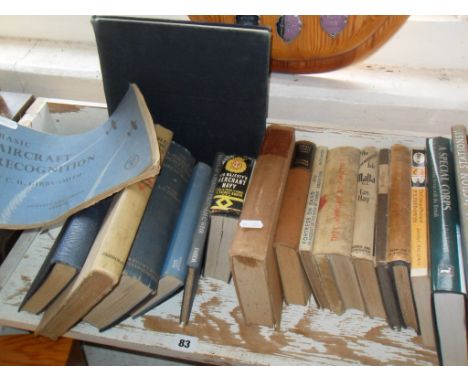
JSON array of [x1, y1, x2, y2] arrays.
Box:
[[0, 84, 160, 229]]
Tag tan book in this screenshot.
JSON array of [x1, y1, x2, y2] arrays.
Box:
[[410, 148, 435, 347], [312, 147, 363, 314], [274, 141, 315, 306], [387, 144, 419, 332], [230, 125, 294, 327], [35, 126, 172, 340], [351, 147, 386, 318], [299, 146, 329, 309]]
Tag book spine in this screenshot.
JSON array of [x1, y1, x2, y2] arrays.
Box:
[[387, 144, 412, 264], [375, 148, 404, 328], [311, 146, 360, 314], [375, 148, 390, 266], [410, 149, 429, 276], [274, 141, 315, 305], [275, 141, 316, 247], [410, 148, 436, 347], [161, 162, 212, 281], [88, 126, 173, 279], [451, 125, 468, 292], [312, 146, 360, 257], [230, 125, 294, 326], [187, 152, 225, 268], [387, 144, 418, 330], [51, 199, 112, 268], [299, 146, 327, 252], [210, 155, 255, 216], [351, 147, 378, 260], [298, 146, 328, 308], [124, 141, 195, 289], [426, 137, 462, 293]]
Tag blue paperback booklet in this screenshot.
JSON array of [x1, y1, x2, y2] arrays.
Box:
[[0, 84, 160, 229]]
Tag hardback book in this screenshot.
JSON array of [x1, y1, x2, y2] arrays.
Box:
[[312, 146, 364, 314], [84, 141, 194, 331], [274, 141, 315, 306], [451, 125, 468, 293], [351, 147, 386, 318], [230, 125, 295, 327], [132, 162, 213, 317], [374, 149, 404, 329], [410, 148, 436, 348], [92, 16, 270, 164], [426, 136, 468, 365], [0, 84, 160, 229], [19, 198, 112, 314], [35, 125, 172, 340], [387, 144, 419, 332], [299, 146, 328, 309], [180, 152, 225, 325], [204, 155, 255, 282]]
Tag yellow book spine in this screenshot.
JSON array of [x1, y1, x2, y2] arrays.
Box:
[[410, 149, 429, 275]]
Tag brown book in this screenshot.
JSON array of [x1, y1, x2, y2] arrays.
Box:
[[312, 147, 363, 314], [351, 147, 386, 318], [35, 126, 173, 340], [374, 149, 404, 329], [387, 144, 419, 332], [299, 146, 329, 309], [274, 141, 315, 305], [230, 125, 294, 327]]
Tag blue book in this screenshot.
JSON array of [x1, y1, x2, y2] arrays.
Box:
[[133, 162, 212, 317], [0, 84, 160, 229], [84, 142, 195, 330], [19, 197, 112, 314]]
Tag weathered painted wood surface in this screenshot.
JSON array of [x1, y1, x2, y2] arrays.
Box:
[[0, 226, 437, 365]]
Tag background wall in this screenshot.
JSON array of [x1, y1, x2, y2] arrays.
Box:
[[1, 15, 468, 134]]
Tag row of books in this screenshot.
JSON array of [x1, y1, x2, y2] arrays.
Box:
[[20, 123, 468, 365], [228, 125, 468, 366], [20, 125, 254, 337]]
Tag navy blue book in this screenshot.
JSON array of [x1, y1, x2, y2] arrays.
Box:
[[19, 198, 112, 314], [132, 161, 213, 317], [92, 16, 270, 164], [84, 142, 195, 330]]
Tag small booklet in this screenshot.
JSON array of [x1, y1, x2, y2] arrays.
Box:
[[0, 84, 160, 229]]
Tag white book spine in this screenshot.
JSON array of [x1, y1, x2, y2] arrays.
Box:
[[299, 146, 327, 253]]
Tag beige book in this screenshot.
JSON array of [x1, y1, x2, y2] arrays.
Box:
[[387, 144, 419, 332], [230, 125, 294, 327], [312, 146, 364, 314], [410, 148, 435, 347], [35, 126, 172, 340], [298, 146, 329, 309], [274, 141, 315, 306], [351, 147, 386, 318]]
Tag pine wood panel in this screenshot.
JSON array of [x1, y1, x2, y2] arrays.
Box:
[[0, 334, 85, 366], [189, 16, 408, 73]]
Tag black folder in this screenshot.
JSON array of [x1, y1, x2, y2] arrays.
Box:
[[92, 16, 271, 163]]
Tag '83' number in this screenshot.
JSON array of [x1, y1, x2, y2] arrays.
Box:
[[178, 339, 191, 348], [171, 335, 198, 353]]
